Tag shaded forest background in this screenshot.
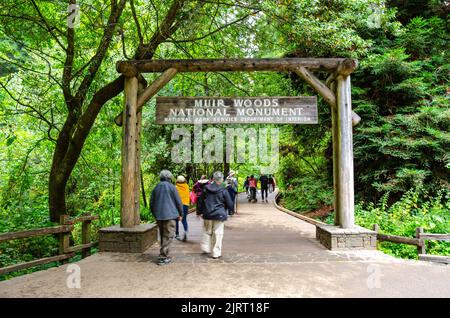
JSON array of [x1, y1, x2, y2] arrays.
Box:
[[0, 0, 448, 275]]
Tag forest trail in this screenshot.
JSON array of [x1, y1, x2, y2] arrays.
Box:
[[1, 192, 449, 297]]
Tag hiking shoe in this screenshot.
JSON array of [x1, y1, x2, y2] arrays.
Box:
[[182, 233, 187, 242], [211, 256, 221, 259], [175, 234, 181, 240], [157, 257, 172, 265]]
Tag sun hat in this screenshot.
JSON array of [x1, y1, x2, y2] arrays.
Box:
[[176, 175, 186, 183]]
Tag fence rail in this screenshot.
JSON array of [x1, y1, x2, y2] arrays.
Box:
[[372, 224, 450, 264], [273, 192, 326, 226], [0, 213, 99, 275]]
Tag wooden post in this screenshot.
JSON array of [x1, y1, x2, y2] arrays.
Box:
[[81, 218, 91, 258], [335, 74, 355, 228], [121, 76, 139, 228], [114, 68, 178, 126], [133, 82, 146, 226], [59, 215, 70, 264], [330, 81, 340, 226], [416, 227, 426, 255]]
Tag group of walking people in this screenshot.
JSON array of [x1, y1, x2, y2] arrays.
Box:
[[243, 174, 276, 203], [150, 170, 237, 265]]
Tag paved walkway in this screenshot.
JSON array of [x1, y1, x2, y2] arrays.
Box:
[[1, 191, 449, 297]]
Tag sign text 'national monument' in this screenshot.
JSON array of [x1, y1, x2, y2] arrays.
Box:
[[155, 96, 318, 124]]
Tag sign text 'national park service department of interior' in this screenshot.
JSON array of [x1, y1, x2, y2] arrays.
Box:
[[155, 96, 318, 124]]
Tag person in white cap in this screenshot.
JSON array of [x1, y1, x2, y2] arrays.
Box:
[[226, 170, 238, 214], [175, 175, 190, 241]]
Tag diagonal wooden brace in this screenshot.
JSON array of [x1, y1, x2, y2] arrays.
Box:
[[293, 66, 361, 126], [114, 68, 178, 126]]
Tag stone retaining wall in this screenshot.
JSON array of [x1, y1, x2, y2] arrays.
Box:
[[99, 224, 157, 253], [316, 224, 377, 250]]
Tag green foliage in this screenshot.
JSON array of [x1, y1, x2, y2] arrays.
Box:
[[353, 15, 449, 201], [354, 188, 450, 259], [280, 175, 333, 213]]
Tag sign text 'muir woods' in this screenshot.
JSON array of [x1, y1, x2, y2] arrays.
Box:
[[155, 96, 317, 124]]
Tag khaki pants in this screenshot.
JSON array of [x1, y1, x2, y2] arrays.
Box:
[[157, 220, 175, 259], [201, 220, 225, 258]]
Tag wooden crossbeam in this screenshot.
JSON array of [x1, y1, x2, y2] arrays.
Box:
[[116, 58, 354, 75]]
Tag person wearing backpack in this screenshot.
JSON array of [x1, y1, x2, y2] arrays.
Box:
[[197, 171, 234, 259], [193, 175, 209, 214]]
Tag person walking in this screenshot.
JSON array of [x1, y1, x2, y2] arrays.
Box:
[[248, 175, 258, 202], [150, 170, 183, 265], [259, 173, 269, 203], [193, 175, 209, 214], [243, 176, 250, 196], [268, 175, 274, 193], [269, 175, 276, 192], [175, 175, 190, 241], [226, 170, 238, 215], [197, 171, 234, 259]]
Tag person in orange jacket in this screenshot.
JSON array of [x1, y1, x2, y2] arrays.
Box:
[[175, 175, 190, 241]]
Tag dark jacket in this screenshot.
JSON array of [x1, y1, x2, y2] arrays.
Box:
[[150, 179, 183, 221], [259, 175, 269, 188], [198, 182, 234, 221]]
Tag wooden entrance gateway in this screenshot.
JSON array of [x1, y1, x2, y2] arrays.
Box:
[[98, 58, 377, 253]]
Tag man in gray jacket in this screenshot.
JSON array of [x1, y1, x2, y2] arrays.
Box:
[[150, 170, 183, 265]]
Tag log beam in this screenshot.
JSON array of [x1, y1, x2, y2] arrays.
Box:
[[117, 58, 353, 74], [133, 81, 147, 226], [335, 74, 355, 228], [330, 81, 340, 226], [121, 76, 139, 228]]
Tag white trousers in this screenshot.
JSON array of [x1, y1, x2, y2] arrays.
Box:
[[201, 220, 225, 258]]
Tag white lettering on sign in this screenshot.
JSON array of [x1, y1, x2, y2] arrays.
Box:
[[156, 96, 317, 124]]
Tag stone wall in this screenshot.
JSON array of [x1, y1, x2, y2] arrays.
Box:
[[99, 224, 157, 253], [316, 224, 377, 250]]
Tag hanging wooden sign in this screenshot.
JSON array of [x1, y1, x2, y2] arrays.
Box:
[[155, 96, 318, 124]]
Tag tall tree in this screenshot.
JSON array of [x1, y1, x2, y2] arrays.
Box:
[[0, 0, 261, 221]]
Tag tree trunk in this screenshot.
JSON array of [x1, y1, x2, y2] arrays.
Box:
[[47, 0, 187, 221]]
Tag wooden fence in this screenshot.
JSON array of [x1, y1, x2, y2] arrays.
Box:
[[373, 224, 450, 264], [273, 192, 449, 264], [0, 213, 99, 275]]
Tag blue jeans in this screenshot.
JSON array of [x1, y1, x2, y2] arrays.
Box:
[[176, 205, 189, 235]]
